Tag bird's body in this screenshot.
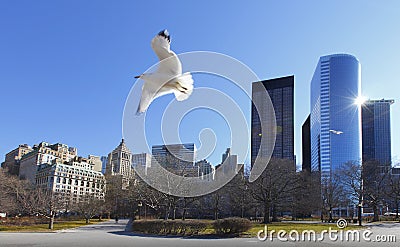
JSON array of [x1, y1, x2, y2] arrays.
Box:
[[136, 30, 194, 114]]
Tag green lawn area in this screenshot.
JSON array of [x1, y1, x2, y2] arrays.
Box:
[[244, 222, 365, 237], [0, 220, 96, 232]]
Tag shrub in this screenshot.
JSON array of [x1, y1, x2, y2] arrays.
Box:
[[132, 220, 208, 236], [213, 217, 252, 235]]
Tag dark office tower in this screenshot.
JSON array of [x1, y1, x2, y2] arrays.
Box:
[[362, 99, 394, 166], [302, 115, 311, 173], [251, 75, 294, 167]]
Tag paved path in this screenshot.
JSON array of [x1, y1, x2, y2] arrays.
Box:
[[0, 220, 399, 246]]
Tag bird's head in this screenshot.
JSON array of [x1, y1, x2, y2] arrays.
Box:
[[158, 29, 170, 43]]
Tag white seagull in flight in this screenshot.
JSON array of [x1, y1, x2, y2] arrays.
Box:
[[135, 29, 194, 114]]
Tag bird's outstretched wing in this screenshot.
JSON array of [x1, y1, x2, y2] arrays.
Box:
[[151, 30, 182, 76]]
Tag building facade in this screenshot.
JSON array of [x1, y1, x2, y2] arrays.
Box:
[[310, 54, 362, 181], [302, 115, 311, 173], [195, 159, 213, 180], [19, 142, 77, 183], [106, 139, 135, 188], [152, 143, 197, 177], [87, 155, 102, 173], [251, 75, 294, 167], [35, 156, 105, 205], [100, 156, 108, 174], [362, 99, 394, 166], [2, 144, 33, 175]]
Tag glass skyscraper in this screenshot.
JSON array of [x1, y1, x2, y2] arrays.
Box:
[[251, 75, 294, 167], [310, 54, 362, 181], [362, 99, 394, 165]]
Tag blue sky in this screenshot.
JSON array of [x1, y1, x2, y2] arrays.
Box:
[[1, 1, 399, 167]]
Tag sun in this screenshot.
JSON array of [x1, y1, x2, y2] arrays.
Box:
[[355, 95, 367, 106]]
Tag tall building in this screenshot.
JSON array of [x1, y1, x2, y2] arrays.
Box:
[[310, 54, 362, 181], [152, 143, 197, 177], [35, 156, 105, 205], [87, 155, 102, 173], [105, 139, 135, 188], [362, 99, 394, 166], [2, 144, 33, 175], [302, 115, 311, 173], [100, 156, 108, 174], [251, 75, 294, 167], [19, 142, 78, 183], [195, 159, 213, 180], [132, 153, 151, 175], [217, 148, 239, 175]]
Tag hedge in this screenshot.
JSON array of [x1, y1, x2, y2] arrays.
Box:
[[213, 217, 252, 235], [132, 220, 208, 236]]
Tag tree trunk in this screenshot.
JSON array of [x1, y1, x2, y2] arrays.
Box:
[[271, 204, 278, 222], [358, 205, 362, 226], [373, 204, 379, 222], [263, 203, 270, 224], [164, 205, 169, 220], [48, 214, 55, 230], [172, 207, 176, 220], [86, 218, 90, 224], [182, 208, 187, 220]]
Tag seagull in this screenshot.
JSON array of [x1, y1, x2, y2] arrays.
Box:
[[329, 129, 344, 135], [135, 29, 194, 114]]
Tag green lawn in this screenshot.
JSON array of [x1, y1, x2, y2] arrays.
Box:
[[0, 220, 96, 232]]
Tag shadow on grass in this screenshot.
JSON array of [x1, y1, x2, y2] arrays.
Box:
[[109, 231, 240, 239]]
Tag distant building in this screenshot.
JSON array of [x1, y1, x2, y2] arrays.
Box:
[[100, 156, 108, 174], [132, 153, 151, 175], [310, 54, 362, 181], [362, 99, 394, 166], [105, 139, 135, 189], [252, 75, 295, 168], [132, 153, 151, 167], [87, 155, 102, 173], [302, 115, 311, 173], [19, 142, 77, 183], [196, 159, 213, 180], [2, 144, 33, 175], [35, 156, 105, 204], [152, 143, 197, 177], [216, 148, 239, 175]]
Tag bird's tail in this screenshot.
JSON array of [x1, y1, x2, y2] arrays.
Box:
[[173, 72, 194, 101]]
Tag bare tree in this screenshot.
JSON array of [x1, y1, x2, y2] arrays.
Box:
[[248, 159, 297, 223], [338, 161, 363, 225], [292, 170, 321, 219], [321, 173, 344, 222], [0, 169, 21, 215], [387, 173, 400, 219], [73, 194, 103, 223], [362, 160, 390, 222]]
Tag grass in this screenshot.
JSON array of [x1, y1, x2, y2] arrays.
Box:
[[244, 222, 365, 237], [0, 220, 96, 232]]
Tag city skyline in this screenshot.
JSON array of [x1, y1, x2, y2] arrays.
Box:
[[1, 1, 400, 167]]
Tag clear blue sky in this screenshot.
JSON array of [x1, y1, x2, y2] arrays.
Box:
[[1, 1, 399, 167]]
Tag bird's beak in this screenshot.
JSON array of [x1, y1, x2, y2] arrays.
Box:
[[134, 75, 141, 79]]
